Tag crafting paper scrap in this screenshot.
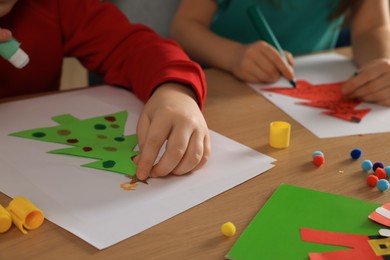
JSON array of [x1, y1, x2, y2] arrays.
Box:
[[300, 228, 386, 260], [369, 203, 390, 227]]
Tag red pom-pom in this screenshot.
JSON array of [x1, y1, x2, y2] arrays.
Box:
[[367, 175, 379, 187], [375, 168, 387, 179], [313, 155, 325, 167]]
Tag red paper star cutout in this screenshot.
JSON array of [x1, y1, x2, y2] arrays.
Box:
[[262, 80, 371, 123]]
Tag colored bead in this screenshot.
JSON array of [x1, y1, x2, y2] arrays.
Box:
[[377, 179, 390, 192], [361, 160, 373, 172], [350, 148, 362, 160], [385, 166, 390, 178], [221, 222, 236, 237], [367, 175, 379, 187], [373, 162, 385, 171], [312, 151, 324, 158], [313, 155, 325, 167], [375, 168, 387, 179]]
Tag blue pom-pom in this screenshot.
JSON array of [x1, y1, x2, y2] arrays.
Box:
[[312, 151, 324, 158], [385, 166, 390, 178], [361, 160, 373, 172], [377, 179, 390, 192], [350, 148, 362, 160]]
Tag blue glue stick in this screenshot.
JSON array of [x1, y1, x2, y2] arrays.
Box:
[[0, 37, 29, 69]]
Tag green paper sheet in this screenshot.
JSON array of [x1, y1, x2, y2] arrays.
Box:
[[226, 184, 382, 260], [9, 111, 138, 176]]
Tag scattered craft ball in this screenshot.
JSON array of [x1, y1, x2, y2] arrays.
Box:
[[221, 222, 236, 237], [373, 162, 385, 172], [367, 175, 379, 187], [313, 155, 325, 167], [361, 160, 373, 172], [375, 168, 387, 179], [350, 148, 362, 160], [377, 179, 390, 192], [385, 166, 390, 178], [312, 151, 324, 158]]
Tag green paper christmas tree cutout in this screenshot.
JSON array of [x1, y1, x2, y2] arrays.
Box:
[[9, 111, 138, 176]]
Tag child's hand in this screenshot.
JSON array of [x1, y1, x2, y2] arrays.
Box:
[[230, 40, 295, 84], [342, 58, 390, 106], [134, 83, 211, 180], [0, 27, 12, 42]]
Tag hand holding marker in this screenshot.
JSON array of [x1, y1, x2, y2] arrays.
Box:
[[247, 5, 296, 88], [0, 37, 29, 69]]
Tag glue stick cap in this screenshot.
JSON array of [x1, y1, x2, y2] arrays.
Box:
[[269, 121, 291, 149], [0, 204, 12, 233], [7, 197, 44, 234], [8, 47, 29, 69]]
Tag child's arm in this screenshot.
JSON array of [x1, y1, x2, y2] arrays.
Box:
[[58, 0, 211, 178], [342, 0, 390, 106], [170, 0, 294, 84], [134, 82, 211, 180]]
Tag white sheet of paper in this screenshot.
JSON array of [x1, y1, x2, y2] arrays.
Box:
[[0, 86, 275, 249], [248, 53, 390, 138]]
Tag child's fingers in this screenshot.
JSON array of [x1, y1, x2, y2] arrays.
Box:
[[0, 27, 12, 41], [346, 73, 390, 104], [186, 132, 211, 173], [150, 124, 191, 178], [342, 62, 388, 96], [259, 43, 294, 81], [285, 51, 295, 67], [135, 116, 169, 181], [168, 130, 205, 175]]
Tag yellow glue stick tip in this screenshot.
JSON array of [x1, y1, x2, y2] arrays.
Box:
[[221, 222, 236, 237]]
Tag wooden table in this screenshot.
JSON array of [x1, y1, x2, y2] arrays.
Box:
[[1, 48, 389, 259]]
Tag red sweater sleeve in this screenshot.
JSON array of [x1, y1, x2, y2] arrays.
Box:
[[58, 0, 206, 109]]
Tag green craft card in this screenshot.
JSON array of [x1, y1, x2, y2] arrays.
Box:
[[226, 184, 382, 260]]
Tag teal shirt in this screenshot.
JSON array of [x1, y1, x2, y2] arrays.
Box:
[[212, 0, 344, 55]]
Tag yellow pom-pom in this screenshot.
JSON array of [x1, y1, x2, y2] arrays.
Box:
[[221, 222, 236, 237]]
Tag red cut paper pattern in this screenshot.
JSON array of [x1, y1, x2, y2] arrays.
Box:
[[300, 228, 388, 260], [369, 203, 390, 227], [262, 80, 371, 123]]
